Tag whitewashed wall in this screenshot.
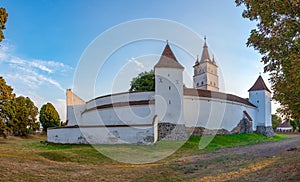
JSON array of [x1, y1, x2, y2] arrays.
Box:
[[155, 68, 184, 125], [183, 96, 257, 131], [47, 126, 155, 145], [81, 105, 155, 126], [249, 90, 272, 127]]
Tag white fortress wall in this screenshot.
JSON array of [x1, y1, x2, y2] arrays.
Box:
[[184, 96, 257, 131], [47, 126, 155, 145], [82, 105, 155, 126], [85, 91, 155, 110], [80, 91, 155, 126]]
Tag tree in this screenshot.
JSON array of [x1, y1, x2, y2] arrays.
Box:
[[0, 7, 8, 42], [8, 96, 39, 136], [235, 1, 300, 122], [290, 119, 297, 132], [0, 77, 15, 138], [129, 70, 155, 92], [39, 103, 60, 132], [272, 114, 282, 130]]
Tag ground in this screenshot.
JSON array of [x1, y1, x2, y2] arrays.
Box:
[[0, 134, 299, 181]]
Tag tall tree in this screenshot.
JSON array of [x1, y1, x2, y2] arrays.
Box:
[[39, 103, 60, 132], [0, 77, 15, 137], [272, 114, 282, 130], [8, 96, 39, 136], [0, 7, 8, 42], [129, 70, 155, 92], [236, 1, 300, 122]]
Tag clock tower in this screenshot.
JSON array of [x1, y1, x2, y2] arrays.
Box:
[[193, 37, 219, 92]]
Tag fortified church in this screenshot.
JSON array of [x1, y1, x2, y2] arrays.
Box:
[[48, 39, 274, 144]]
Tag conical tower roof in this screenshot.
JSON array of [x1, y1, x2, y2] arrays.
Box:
[[248, 75, 271, 92], [200, 37, 211, 63], [154, 42, 184, 69]]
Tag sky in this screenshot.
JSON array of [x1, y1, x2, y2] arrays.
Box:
[[0, 0, 279, 121]]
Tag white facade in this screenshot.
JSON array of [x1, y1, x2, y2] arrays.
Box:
[[48, 42, 273, 144], [155, 68, 184, 125], [249, 90, 272, 127]]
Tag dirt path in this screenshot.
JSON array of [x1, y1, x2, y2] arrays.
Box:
[[177, 135, 300, 163]]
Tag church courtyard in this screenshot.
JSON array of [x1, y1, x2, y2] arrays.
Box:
[[0, 134, 299, 181]]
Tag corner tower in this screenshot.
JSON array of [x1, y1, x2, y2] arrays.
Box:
[[154, 41, 187, 140], [193, 37, 219, 91], [248, 76, 274, 137]]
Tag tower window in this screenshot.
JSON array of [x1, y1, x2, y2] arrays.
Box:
[[201, 81, 204, 85], [169, 86, 171, 90], [169, 100, 171, 104], [257, 100, 259, 103], [210, 81, 212, 85], [196, 82, 199, 87]]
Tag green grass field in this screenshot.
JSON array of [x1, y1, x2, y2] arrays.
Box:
[[0, 133, 298, 181]]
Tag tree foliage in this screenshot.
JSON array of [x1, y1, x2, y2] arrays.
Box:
[[8, 96, 39, 136], [236, 0, 300, 121], [0, 77, 15, 137], [1, 77, 40, 137], [129, 70, 155, 92], [0, 7, 8, 42], [39, 103, 60, 132], [271, 114, 282, 130]]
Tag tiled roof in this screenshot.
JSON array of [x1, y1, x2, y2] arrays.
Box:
[[154, 43, 184, 69], [184, 88, 256, 107], [200, 40, 211, 63], [248, 76, 271, 92]]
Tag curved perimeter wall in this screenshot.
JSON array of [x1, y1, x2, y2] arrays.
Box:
[[184, 96, 257, 131]]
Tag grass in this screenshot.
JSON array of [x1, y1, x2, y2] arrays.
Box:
[[0, 133, 297, 181]]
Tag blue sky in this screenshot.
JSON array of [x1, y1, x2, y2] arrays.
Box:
[[0, 0, 278, 120]]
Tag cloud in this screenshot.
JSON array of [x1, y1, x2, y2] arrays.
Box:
[[129, 58, 145, 69], [0, 43, 71, 91]]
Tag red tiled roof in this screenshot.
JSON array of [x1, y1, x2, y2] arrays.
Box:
[[154, 43, 184, 69], [184, 88, 256, 107], [248, 76, 271, 92]]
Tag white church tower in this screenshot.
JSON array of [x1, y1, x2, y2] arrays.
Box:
[[154, 41, 187, 140], [248, 76, 274, 137], [193, 37, 219, 92]]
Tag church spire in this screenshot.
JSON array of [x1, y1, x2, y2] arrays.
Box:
[[200, 36, 211, 63]]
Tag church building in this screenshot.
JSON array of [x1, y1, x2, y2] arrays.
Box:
[[47, 39, 274, 144]]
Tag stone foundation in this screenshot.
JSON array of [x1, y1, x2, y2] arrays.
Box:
[[256, 126, 274, 137], [186, 127, 231, 136], [158, 123, 188, 141], [231, 118, 253, 134]]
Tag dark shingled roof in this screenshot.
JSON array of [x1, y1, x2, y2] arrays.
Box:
[[248, 76, 271, 92], [278, 121, 291, 128], [154, 43, 184, 69], [184, 88, 256, 107]]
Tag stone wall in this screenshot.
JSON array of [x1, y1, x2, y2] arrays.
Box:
[[256, 126, 274, 137], [157, 123, 188, 141], [231, 118, 253, 134]]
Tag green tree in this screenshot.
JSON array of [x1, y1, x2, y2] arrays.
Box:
[[129, 70, 155, 92], [290, 119, 297, 132], [39, 103, 60, 132], [235, 1, 300, 122], [0, 77, 15, 138], [9, 96, 39, 136], [0, 7, 8, 42], [272, 114, 282, 130]]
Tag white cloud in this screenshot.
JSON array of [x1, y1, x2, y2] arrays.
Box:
[[0, 43, 71, 92], [129, 58, 145, 70]]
